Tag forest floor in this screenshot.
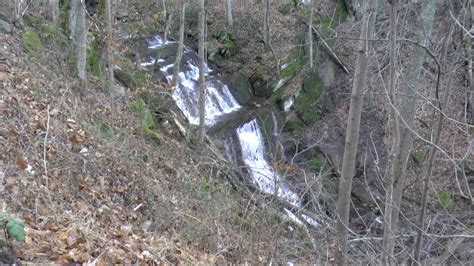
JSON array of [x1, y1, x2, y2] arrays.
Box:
[[0, 5, 322, 263]]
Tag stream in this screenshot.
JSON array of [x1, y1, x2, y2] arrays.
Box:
[[139, 35, 319, 227]]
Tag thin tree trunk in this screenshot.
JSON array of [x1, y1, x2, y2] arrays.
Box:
[[382, 1, 438, 264], [308, 0, 314, 70], [49, 0, 59, 26], [75, 0, 86, 81], [335, 0, 377, 264], [412, 27, 456, 263], [162, 0, 167, 20], [105, 0, 115, 93], [467, 0, 473, 122], [172, 1, 185, 88], [198, 0, 206, 143], [163, 0, 176, 41], [263, 0, 270, 44], [226, 0, 233, 30]]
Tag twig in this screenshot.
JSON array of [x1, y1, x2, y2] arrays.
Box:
[[43, 105, 53, 206], [309, 25, 353, 77]]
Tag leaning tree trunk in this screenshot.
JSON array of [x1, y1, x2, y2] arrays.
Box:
[[105, 0, 115, 94], [226, 0, 233, 30], [171, 1, 186, 88], [198, 0, 206, 143], [75, 0, 86, 81], [335, 0, 377, 265], [382, 0, 438, 264], [263, 0, 270, 44]]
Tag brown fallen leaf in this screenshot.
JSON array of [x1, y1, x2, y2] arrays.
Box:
[[16, 156, 28, 170]]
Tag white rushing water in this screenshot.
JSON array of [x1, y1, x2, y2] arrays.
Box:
[[141, 35, 240, 126], [237, 119, 300, 206]]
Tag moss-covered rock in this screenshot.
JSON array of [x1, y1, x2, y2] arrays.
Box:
[[24, 14, 68, 46], [250, 66, 273, 98], [230, 72, 252, 104], [22, 29, 42, 57], [294, 71, 323, 125], [114, 68, 137, 89]]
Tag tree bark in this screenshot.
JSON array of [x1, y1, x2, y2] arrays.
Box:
[[308, 0, 314, 70], [163, 0, 176, 42], [162, 0, 167, 20], [382, 0, 438, 264], [412, 27, 455, 263], [226, 0, 233, 30], [335, 0, 377, 264], [263, 0, 270, 44], [49, 0, 59, 26], [75, 0, 86, 81], [105, 0, 115, 94], [198, 0, 206, 143], [172, 1, 185, 88], [467, 0, 473, 123]]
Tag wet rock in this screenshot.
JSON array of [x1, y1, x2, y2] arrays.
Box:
[[250, 67, 273, 98], [229, 72, 252, 104]]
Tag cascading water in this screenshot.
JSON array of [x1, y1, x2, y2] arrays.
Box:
[[141, 36, 240, 126], [140, 35, 318, 227], [236, 119, 299, 206]]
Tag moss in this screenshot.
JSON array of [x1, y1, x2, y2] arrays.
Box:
[[230, 72, 252, 104], [308, 154, 323, 171], [233, 216, 252, 231], [59, 0, 71, 34], [283, 117, 304, 133], [410, 150, 423, 167], [213, 30, 237, 58], [22, 29, 42, 57], [24, 14, 68, 46], [94, 119, 113, 139], [86, 47, 102, 76], [295, 71, 323, 125], [278, 1, 297, 15], [185, 7, 199, 26], [335, 2, 349, 23], [127, 98, 162, 143], [437, 191, 454, 210]]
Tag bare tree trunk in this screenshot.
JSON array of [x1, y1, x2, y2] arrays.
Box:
[[412, 26, 455, 263], [467, 0, 473, 123], [105, 0, 115, 93], [171, 1, 185, 88], [163, 0, 176, 42], [75, 0, 86, 81], [308, 0, 314, 70], [162, 0, 167, 20], [335, 0, 377, 264], [49, 0, 59, 26], [226, 0, 233, 30], [198, 0, 206, 143], [263, 0, 270, 44], [386, 0, 397, 137], [382, 0, 438, 264]]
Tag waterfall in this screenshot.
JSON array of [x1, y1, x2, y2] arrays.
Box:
[[236, 119, 300, 206], [141, 34, 319, 227], [141, 35, 240, 126]]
